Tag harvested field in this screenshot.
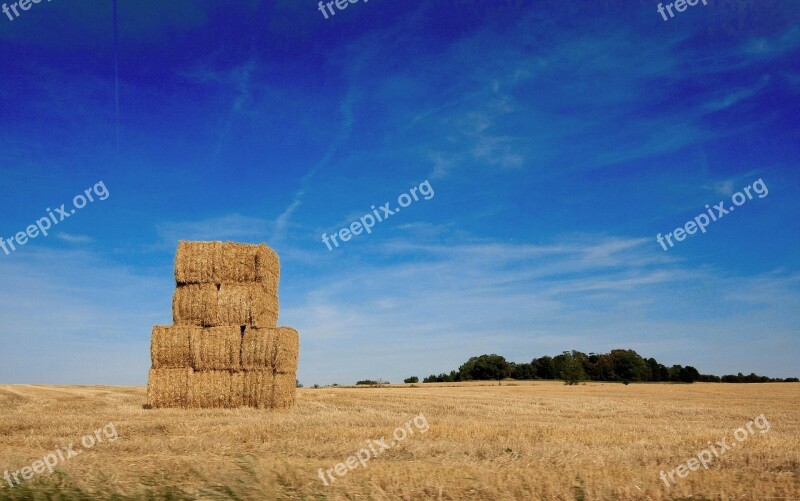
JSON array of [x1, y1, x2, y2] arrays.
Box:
[[0, 381, 797, 500]]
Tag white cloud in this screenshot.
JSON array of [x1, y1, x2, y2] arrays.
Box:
[[56, 233, 94, 244]]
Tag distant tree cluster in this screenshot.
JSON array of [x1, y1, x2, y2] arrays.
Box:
[[356, 379, 389, 386], [422, 350, 797, 384]]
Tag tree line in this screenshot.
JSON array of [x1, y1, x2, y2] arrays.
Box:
[[421, 350, 799, 385]]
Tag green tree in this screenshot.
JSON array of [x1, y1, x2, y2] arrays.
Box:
[[531, 356, 557, 379], [646, 357, 670, 382], [458, 354, 511, 381], [510, 362, 534, 380], [610, 349, 648, 383], [403, 376, 419, 384], [679, 366, 700, 383], [555, 351, 586, 385]]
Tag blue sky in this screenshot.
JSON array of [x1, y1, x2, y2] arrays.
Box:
[[0, 0, 798, 385]]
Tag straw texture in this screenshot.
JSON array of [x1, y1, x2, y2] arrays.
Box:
[[173, 284, 278, 328], [241, 327, 299, 373], [147, 368, 191, 408], [150, 326, 194, 369], [242, 370, 274, 409], [175, 241, 280, 288], [190, 326, 242, 371], [272, 372, 297, 410], [187, 371, 237, 409]]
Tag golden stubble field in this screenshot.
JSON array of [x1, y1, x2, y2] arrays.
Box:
[[0, 381, 798, 500]]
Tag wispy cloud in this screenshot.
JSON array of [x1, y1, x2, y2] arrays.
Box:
[[272, 90, 356, 244], [284, 233, 800, 383], [702, 170, 762, 197], [705, 75, 771, 112], [56, 233, 94, 244]]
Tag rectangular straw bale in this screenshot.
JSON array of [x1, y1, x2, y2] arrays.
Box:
[[151, 325, 195, 369], [175, 241, 222, 284], [230, 371, 245, 408], [219, 242, 280, 287], [190, 326, 242, 370], [272, 372, 297, 410], [175, 241, 280, 287], [187, 370, 237, 409], [254, 243, 280, 287], [242, 370, 274, 409], [147, 368, 191, 409], [217, 242, 276, 284], [241, 327, 299, 373], [173, 284, 219, 327], [217, 284, 278, 328]]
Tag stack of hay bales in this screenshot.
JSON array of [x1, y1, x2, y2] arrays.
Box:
[[147, 241, 299, 409]]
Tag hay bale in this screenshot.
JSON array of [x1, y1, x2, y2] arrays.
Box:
[[219, 242, 279, 285], [274, 327, 299, 374], [254, 244, 280, 287], [217, 284, 278, 328], [272, 372, 297, 410], [242, 370, 274, 409], [151, 326, 195, 369], [147, 368, 191, 408], [187, 370, 238, 409], [173, 284, 219, 327], [190, 326, 242, 371], [241, 327, 299, 373], [175, 241, 280, 287], [174, 284, 277, 328], [230, 371, 245, 408], [175, 241, 222, 284]]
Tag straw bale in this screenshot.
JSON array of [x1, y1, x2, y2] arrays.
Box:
[[274, 327, 299, 374], [173, 284, 219, 327], [254, 243, 280, 287], [175, 241, 222, 284], [230, 371, 245, 408], [241, 327, 298, 373], [147, 368, 191, 409], [151, 325, 195, 369], [190, 326, 242, 371], [272, 372, 297, 410], [173, 284, 277, 327], [175, 241, 280, 287], [219, 242, 279, 286], [187, 370, 237, 409], [242, 370, 274, 409], [217, 284, 278, 328]]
